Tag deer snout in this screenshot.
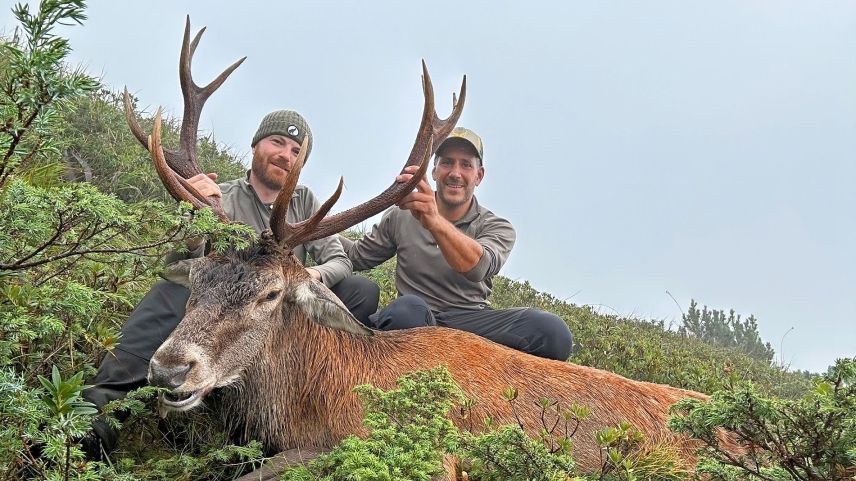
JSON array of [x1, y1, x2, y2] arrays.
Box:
[[148, 358, 193, 389]]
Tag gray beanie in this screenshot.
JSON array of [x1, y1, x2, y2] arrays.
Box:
[[251, 110, 313, 161]]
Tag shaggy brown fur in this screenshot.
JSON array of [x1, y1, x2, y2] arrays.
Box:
[[223, 303, 709, 471], [150, 242, 734, 472]]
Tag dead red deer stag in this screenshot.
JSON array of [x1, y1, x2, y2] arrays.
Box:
[[124, 17, 734, 473]]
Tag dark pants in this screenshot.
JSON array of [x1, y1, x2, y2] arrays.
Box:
[[83, 275, 378, 455], [369, 294, 574, 361]]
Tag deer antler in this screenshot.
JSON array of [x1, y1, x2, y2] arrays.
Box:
[[269, 136, 343, 245], [123, 16, 246, 222], [271, 62, 466, 247]]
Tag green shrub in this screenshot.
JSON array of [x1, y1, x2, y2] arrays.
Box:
[[59, 88, 248, 204], [669, 357, 856, 481], [281, 367, 462, 481], [0, 2, 258, 479]]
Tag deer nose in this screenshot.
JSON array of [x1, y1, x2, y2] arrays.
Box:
[[148, 358, 192, 389]]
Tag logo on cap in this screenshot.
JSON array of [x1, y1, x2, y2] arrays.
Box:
[[287, 125, 300, 136]]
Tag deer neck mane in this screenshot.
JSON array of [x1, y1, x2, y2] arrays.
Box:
[[220, 301, 390, 448]]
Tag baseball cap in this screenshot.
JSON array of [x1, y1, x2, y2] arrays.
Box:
[[437, 127, 484, 164]]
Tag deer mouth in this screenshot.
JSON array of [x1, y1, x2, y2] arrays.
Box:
[[160, 387, 210, 412]]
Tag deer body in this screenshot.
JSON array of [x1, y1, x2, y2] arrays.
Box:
[[167, 249, 704, 472], [222, 297, 703, 470]]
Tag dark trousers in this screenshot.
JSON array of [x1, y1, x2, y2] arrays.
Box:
[[369, 294, 574, 361], [83, 275, 378, 454]]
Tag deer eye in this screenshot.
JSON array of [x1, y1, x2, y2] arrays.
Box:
[[261, 290, 281, 302]]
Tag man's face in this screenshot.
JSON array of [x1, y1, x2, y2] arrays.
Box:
[[432, 144, 484, 210], [251, 135, 302, 191]]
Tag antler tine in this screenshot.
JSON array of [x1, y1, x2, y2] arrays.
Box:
[[431, 68, 467, 149], [285, 64, 464, 246], [123, 87, 149, 149], [397, 60, 437, 170], [268, 138, 348, 245], [171, 16, 247, 179], [187, 22, 205, 62], [270, 137, 309, 243], [406, 61, 466, 160], [283, 177, 345, 246]]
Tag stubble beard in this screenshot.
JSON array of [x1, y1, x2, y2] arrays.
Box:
[[436, 183, 472, 210], [251, 156, 286, 192]]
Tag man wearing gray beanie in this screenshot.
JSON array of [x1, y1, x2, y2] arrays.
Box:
[[251, 110, 312, 157], [82, 110, 379, 459], [182, 109, 364, 293]]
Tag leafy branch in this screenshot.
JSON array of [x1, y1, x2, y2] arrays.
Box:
[[0, 0, 96, 188], [669, 357, 856, 481]]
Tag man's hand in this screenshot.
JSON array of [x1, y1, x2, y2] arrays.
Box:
[[187, 173, 221, 198], [394, 166, 484, 273], [184, 173, 220, 252], [306, 267, 322, 281], [396, 165, 443, 232]]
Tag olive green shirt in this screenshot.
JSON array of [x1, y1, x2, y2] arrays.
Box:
[[344, 196, 516, 311], [169, 175, 352, 288]]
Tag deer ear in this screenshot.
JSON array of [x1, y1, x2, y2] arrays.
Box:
[[293, 280, 374, 336], [161, 258, 198, 288]]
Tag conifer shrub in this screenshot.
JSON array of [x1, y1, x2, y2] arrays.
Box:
[[279, 367, 696, 481], [669, 357, 856, 481]]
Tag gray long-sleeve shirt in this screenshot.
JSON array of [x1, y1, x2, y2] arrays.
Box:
[[169, 176, 352, 288], [344, 196, 516, 311]]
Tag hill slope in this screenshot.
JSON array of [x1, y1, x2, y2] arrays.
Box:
[[356, 255, 811, 398]]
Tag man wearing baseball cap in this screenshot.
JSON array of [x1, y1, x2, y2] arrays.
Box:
[[82, 110, 378, 458], [344, 127, 573, 361]]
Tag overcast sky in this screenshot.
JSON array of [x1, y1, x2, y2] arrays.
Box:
[[4, 1, 854, 373]]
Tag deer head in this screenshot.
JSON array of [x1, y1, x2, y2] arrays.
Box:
[[124, 17, 466, 412]]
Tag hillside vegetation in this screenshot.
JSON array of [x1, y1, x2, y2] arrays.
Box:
[[360, 256, 812, 399], [1, 2, 851, 480]]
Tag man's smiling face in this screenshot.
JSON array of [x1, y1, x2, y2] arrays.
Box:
[[250, 134, 302, 191], [432, 142, 484, 210]]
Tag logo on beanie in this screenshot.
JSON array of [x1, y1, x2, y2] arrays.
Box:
[[287, 125, 300, 137]]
